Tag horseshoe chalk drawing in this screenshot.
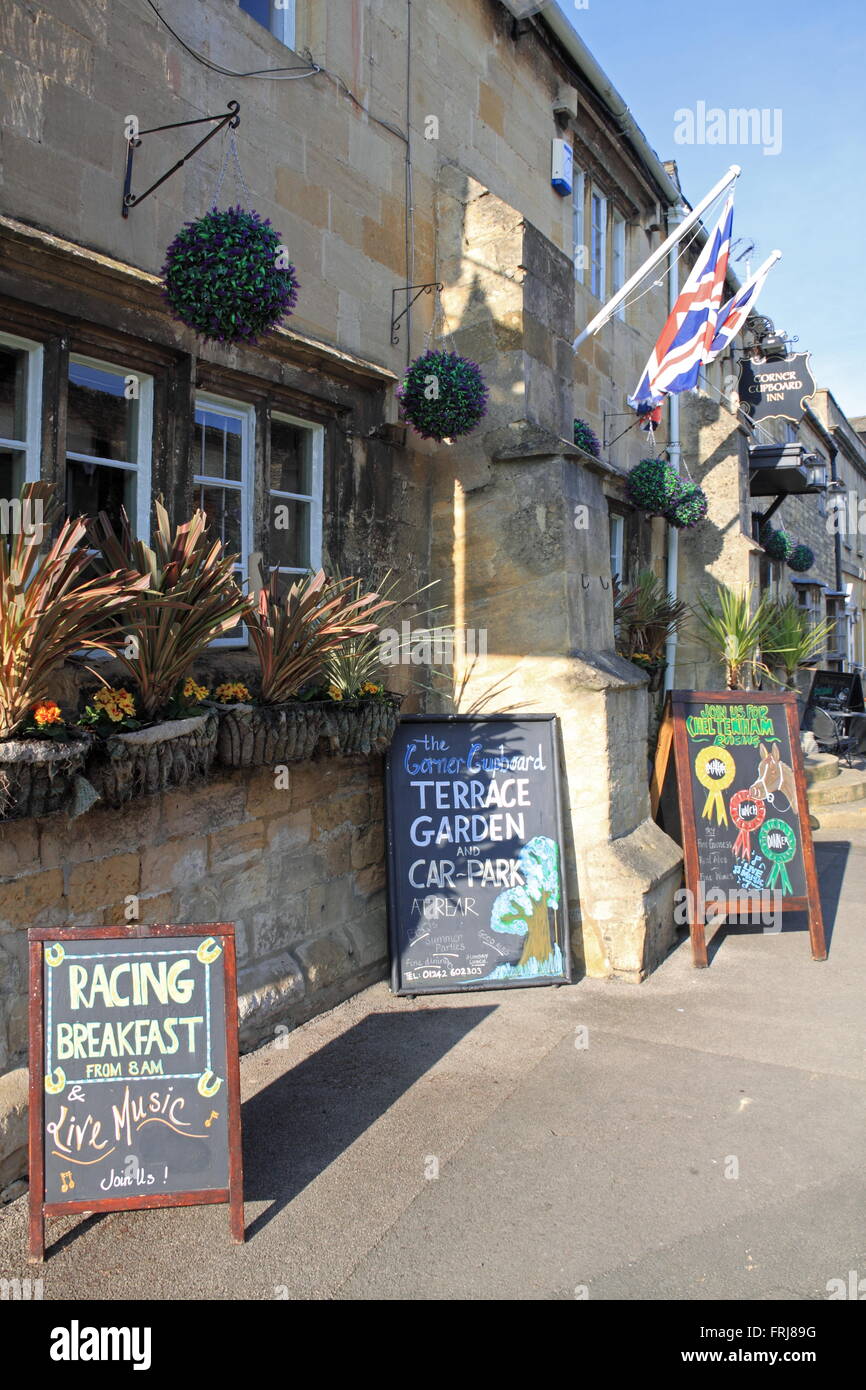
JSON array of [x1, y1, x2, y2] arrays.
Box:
[[45, 1067, 66, 1094], [197, 937, 222, 965], [45, 943, 65, 967], [197, 1070, 223, 1098]]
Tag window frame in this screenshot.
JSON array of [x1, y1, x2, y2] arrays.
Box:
[[193, 391, 255, 650], [267, 408, 324, 581], [239, 0, 296, 49], [611, 211, 626, 320], [590, 187, 607, 300], [572, 168, 586, 286], [0, 330, 44, 493], [66, 352, 153, 541]]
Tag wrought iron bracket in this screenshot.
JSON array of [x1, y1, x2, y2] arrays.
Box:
[[121, 101, 241, 219], [390, 282, 443, 347]]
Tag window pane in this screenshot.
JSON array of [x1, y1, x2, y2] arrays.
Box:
[[0, 346, 28, 443], [194, 407, 242, 481], [66, 458, 135, 531], [239, 0, 270, 26], [0, 448, 25, 501], [270, 417, 312, 495], [68, 362, 135, 461], [198, 483, 243, 557], [269, 497, 310, 570]]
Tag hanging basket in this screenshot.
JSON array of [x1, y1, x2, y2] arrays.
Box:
[[397, 350, 488, 442], [666, 482, 708, 530], [0, 737, 90, 822], [787, 544, 815, 573], [573, 418, 601, 458], [162, 206, 300, 343], [214, 702, 325, 769], [84, 713, 218, 809], [626, 457, 683, 516], [761, 525, 793, 562]]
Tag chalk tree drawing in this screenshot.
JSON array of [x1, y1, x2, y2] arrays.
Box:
[[486, 836, 562, 979]]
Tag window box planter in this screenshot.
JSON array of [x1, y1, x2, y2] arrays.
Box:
[[213, 702, 325, 769], [213, 693, 403, 768], [0, 737, 91, 821], [321, 693, 403, 756], [84, 712, 218, 809]]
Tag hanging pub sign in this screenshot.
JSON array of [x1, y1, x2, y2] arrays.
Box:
[[737, 352, 816, 425], [27, 924, 244, 1262], [651, 692, 826, 968], [385, 715, 571, 994], [805, 669, 865, 716]]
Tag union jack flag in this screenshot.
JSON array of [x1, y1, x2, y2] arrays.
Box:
[[630, 193, 735, 408], [704, 251, 779, 364]]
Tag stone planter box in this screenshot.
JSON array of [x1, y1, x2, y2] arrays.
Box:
[[214, 694, 403, 768], [0, 736, 90, 821], [214, 702, 325, 769], [84, 712, 218, 809]]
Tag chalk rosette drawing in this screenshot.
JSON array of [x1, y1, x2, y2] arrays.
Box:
[[486, 836, 562, 979]]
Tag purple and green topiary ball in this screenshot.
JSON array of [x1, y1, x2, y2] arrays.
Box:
[[162, 205, 299, 343], [573, 418, 601, 458], [397, 350, 489, 442], [627, 456, 683, 515], [666, 483, 708, 529]]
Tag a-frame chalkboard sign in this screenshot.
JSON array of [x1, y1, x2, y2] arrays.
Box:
[[651, 691, 826, 968], [28, 923, 244, 1262]]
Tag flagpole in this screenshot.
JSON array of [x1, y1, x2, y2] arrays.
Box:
[[664, 204, 685, 694], [572, 164, 741, 352]]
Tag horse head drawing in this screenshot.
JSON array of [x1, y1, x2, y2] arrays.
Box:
[[749, 742, 798, 816]]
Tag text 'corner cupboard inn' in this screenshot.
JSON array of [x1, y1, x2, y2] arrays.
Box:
[[0, 0, 863, 1019]]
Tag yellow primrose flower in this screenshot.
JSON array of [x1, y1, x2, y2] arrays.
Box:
[[361, 682, 382, 695], [215, 682, 250, 704], [33, 701, 63, 727], [183, 677, 209, 703], [328, 685, 343, 701]]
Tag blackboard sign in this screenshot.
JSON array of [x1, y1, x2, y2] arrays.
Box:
[[385, 714, 570, 994], [805, 669, 864, 716], [651, 692, 825, 968], [27, 925, 243, 1262]]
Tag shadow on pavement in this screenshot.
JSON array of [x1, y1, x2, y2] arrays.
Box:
[[242, 1005, 495, 1237]]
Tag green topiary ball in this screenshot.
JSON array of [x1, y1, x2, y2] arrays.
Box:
[[788, 544, 815, 573], [573, 418, 601, 458], [760, 526, 793, 562], [397, 350, 489, 442], [626, 457, 683, 515]]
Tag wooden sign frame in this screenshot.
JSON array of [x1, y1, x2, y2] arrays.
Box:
[[27, 923, 244, 1263], [385, 713, 572, 995], [651, 691, 826, 968]]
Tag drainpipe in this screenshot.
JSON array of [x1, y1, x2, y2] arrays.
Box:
[[664, 203, 686, 692]]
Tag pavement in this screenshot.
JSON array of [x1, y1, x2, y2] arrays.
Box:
[[1, 827, 864, 1301]]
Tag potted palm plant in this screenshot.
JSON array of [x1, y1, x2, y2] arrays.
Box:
[[83, 500, 251, 806], [614, 571, 689, 692], [693, 583, 775, 690], [762, 598, 836, 692], [0, 484, 148, 820], [213, 569, 391, 768]]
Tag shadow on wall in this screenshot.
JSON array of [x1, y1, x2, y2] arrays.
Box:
[[241, 1005, 496, 1237]]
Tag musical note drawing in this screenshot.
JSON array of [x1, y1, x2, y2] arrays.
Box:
[[204, 1111, 219, 1128], [60, 1170, 75, 1193]]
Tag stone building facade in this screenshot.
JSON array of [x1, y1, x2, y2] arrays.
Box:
[[10, 0, 835, 1177]]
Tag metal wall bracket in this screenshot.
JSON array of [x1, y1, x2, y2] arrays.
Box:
[[390, 282, 443, 347], [121, 101, 240, 219]]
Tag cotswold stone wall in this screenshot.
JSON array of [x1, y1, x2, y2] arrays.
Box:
[[0, 756, 387, 1187]]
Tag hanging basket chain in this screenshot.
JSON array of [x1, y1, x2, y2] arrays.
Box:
[[211, 129, 251, 210]]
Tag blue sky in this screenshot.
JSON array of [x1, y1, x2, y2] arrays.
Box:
[[559, 0, 866, 417]]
